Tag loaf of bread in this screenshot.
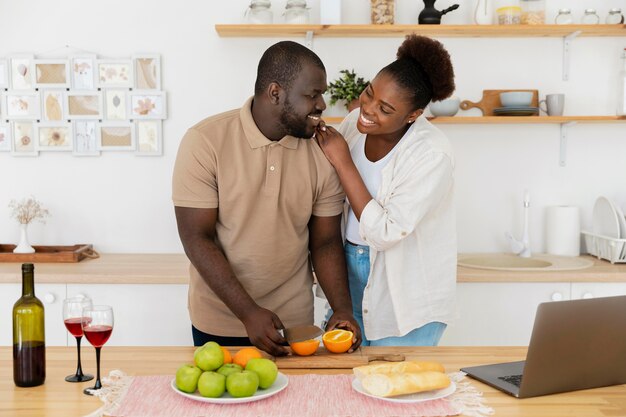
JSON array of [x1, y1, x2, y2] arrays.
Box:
[[361, 371, 451, 397], [353, 360, 445, 381]]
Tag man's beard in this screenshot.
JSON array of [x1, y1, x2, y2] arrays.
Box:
[[279, 98, 313, 139]]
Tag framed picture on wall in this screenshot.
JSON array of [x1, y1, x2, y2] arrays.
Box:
[[96, 59, 133, 88], [2, 91, 40, 120], [9, 55, 34, 90], [133, 54, 161, 90], [34, 59, 70, 89], [70, 55, 97, 90], [0, 59, 9, 89], [0, 122, 12, 151], [11, 121, 37, 156], [66, 91, 102, 120], [103, 89, 128, 120], [37, 122, 73, 151], [41, 90, 66, 121], [129, 91, 167, 120], [72, 120, 100, 156], [97, 122, 135, 151], [135, 120, 162, 156]]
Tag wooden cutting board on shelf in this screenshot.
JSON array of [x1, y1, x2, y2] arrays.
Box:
[[274, 348, 405, 369], [0, 244, 98, 263], [460, 89, 539, 116]]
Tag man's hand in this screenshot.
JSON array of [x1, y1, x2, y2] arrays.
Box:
[[326, 309, 362, 353], [242, 307, 289, 357]]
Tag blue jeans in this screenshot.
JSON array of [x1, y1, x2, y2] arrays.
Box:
[[341, 242, 447, 346]]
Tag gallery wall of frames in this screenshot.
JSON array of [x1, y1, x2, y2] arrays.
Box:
[[0, 54, 165, 156]]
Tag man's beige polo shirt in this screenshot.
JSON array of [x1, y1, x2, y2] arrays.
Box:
[[172, 97, 344, 336]]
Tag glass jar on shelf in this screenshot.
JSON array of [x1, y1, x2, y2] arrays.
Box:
[[554, 8, 573, 25], [246, 0, 273, 24], [520, 0, 545, 25], [581, 9, 600, 24], [284, 0, 309, 24], [370, 0, 395, 24], [606, 8, 624, 24]]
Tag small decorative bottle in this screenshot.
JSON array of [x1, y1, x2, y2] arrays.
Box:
[[284, 0, 309, 24], [554, 9, 573, 25], [618, 49, 626, 116], [606, 9, 624, 24], [246, 0, 273, 24], [581, 8, 600, 24]]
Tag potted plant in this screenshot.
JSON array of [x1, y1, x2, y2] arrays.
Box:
[[327, 69, 369, 112]]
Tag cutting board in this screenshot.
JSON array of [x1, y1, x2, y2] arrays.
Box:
[[274, 347, 405, 369], [460, 89, 539, 116], [0, 244, 98, 263]]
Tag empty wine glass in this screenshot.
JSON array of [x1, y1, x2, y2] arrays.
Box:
[[81, 305, 114, 395], [63, 296, 94, 383]]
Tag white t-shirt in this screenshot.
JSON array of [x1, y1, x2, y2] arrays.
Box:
[[345, 133, 403, 245]]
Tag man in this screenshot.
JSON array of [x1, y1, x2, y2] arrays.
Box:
[[172, 41, 361, 356]]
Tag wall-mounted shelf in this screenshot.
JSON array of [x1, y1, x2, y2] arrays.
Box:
[[323, 116, 626, 125], [215, 24, 626, 38], [323, 115, 626, 167]]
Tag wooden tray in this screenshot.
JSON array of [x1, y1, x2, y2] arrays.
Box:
[[0, 244, 98, 263], [460, 89, 539, 116], [274, 347, 405, 369]]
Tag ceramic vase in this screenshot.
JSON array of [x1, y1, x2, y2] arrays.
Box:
[[474, 0, 493, 24], [13, 223, 35, 254]]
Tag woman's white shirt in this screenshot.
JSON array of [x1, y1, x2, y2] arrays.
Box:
[[338, 109, 457, 340]]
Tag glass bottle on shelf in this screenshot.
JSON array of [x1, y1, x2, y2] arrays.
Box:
[[618, 49, 626, 116], [13, 263, 46, 387], [606, 9, 624, 25], [371, 0, 395, 24], [246, 0, 273, 24], [284, 0, 309, 24], [554, 9, 572, 25], [581, 9, 600, 24]]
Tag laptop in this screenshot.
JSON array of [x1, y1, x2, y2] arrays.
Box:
[[461, 295, 626, 398]]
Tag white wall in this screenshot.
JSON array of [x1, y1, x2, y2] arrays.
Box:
[[0, 0, 625, 254]]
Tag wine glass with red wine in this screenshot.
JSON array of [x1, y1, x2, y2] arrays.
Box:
[[81, 305, 114, 395], [63, 296, 94, 382]]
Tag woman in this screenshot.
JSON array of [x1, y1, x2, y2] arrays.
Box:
[[316, 35, 456, 346]]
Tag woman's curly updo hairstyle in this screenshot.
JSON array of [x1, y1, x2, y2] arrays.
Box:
[[380, 34, 455, 110]]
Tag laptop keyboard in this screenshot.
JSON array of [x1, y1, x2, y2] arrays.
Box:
[[498, 374, 523, 387]]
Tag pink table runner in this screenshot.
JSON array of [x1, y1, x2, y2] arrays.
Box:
[[86, 371, 493, 417]]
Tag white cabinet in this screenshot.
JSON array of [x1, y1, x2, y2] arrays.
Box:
[[440, 282, 571, 346], [0, 283, 67, 346], [67, 284, 193, 346], [571, 283, 626, 300]]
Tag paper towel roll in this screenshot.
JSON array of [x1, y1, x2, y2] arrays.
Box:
[[545, 206, 580, 256]]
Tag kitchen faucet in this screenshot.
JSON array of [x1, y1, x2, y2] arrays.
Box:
[[506, 190, 531, 258]]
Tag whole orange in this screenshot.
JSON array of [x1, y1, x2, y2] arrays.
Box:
[[221, 347, 233, 364], [322, 329, 353, 354], [289, 339, 320, 356], [233, 347, 263, 368]]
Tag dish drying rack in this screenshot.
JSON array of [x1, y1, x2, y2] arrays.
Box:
[[582, 231, 626, 264]]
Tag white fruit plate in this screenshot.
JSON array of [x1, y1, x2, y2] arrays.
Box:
[[170, 372, 288, 404]]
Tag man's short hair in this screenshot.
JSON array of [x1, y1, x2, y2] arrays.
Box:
[[254, 41, 325, 96]]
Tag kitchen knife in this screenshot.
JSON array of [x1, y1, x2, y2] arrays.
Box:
[[280, 325, 323, 343]]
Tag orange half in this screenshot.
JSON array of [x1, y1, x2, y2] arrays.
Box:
[[290, 339, 320, 356], [322, 329, 353, 353]]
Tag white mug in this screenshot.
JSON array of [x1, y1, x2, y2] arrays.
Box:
[[539, 94, 565, 116]]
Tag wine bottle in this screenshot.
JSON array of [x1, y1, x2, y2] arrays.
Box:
[[13, 263, 46, 387]]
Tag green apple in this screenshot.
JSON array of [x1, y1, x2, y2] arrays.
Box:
[[175, 364, 203, 393], [217, 363, 243, 377], [194, 341, 224, 371], [197, 371, 226, 398], [245, 358, 278, 389], [226, 370, 259, 398]]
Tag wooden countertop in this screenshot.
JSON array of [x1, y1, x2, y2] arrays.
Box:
[[2, 346, 625, 417], [1, 253, 625, 284]]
